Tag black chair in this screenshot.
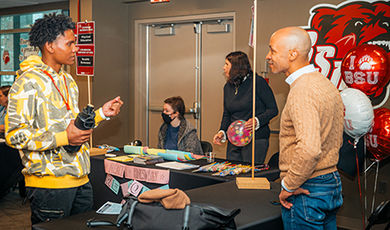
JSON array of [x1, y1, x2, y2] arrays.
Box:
[[268, 152, 279, 169], [200, 141, 213, 153], [366, 200, 390, 230]]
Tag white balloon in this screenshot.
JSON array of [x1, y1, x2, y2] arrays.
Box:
[[340, 88, 374, 141]]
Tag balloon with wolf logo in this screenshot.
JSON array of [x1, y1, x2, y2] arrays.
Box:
[[341, 44, 390, 96], [365, 108, 390, 161], [340, 88, 374, 141]]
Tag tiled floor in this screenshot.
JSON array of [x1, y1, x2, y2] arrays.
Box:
[[0, 189, 30, 230]]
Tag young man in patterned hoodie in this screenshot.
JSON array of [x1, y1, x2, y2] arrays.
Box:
[[5, 14, 123, 224]]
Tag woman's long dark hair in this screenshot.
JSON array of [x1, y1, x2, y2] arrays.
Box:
[[226, 51, 252, 85], [164, 96, 185, 120]]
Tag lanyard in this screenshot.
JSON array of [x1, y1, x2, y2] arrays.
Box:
[[0, 107, 5, 119], [41, 69, 71, 110]]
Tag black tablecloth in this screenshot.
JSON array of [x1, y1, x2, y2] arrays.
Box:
[[33, 181, 282, 230], [89, 154, 280, 209], [186, 180, 283, 229], [32, 152, 282, 230]]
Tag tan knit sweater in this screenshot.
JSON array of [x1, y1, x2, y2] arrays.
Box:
[[279, 71, 344, 191]]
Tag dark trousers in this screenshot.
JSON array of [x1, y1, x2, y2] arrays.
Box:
[[27, 182, 93, 225], [227, 138, 269, 164]]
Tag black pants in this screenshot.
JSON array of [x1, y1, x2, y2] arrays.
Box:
[[27, 182, 93, 225], [227, 138, 269, 164]]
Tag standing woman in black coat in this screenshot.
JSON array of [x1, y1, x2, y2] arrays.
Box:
[[213, 51, 278, 164]]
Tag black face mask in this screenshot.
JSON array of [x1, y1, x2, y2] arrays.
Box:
[[161, 112, 173, 124]]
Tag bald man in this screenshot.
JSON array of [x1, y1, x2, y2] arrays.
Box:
[[266, 27, 344, 229]]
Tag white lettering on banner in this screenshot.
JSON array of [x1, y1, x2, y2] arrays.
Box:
[[315, 45, 336, 78], [78, 49, 93, 55], [330, 61, 342, 87], [79, 27, 93, 32], [307, 31, 318, 62], [309, 42, 343, 88]]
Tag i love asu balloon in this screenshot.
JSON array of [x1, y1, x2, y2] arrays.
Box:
[[365, 108, 390, 161], [227, 120, 252, 147], [341, 44, 390, 96]]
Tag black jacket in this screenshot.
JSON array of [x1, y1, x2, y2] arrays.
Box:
[[220, 73, 278, 139]]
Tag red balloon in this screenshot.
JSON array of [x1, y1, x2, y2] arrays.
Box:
[[341, 44, 390, 96], [365, 108, 390, 161]]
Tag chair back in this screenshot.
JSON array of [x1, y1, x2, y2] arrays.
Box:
[[200, 141, 213, 153], [268, 152, 279, 169], [366, 200, 390, 230]]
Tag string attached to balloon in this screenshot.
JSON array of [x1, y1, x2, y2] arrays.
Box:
[[364, 108, 390, 218], [350, 138, 365, 228], [340, 87, 374, 229], [340, 43, 390, 226]]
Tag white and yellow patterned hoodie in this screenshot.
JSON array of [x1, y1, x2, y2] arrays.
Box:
[[5, 55, 104, 189]]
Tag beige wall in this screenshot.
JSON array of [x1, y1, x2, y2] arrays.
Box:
[[69, 0, 130, 146], [69, 0, 92, 110]]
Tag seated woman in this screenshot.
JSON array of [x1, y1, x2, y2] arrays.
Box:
[[157, 96, 203, 155], [0, 86, 11, 136]]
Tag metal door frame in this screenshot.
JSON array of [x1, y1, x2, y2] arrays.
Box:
[[134, 12, 236, 145]]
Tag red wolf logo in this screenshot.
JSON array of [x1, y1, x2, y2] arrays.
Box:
[[304, 0, 390, 107]]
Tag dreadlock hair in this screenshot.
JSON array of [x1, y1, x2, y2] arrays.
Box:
[[29, 13, 75, 51], [0, 86, 11, 97], [225, 51, 252, 86]]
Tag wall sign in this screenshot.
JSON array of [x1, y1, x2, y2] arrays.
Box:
[[76, 21, 95, 76]]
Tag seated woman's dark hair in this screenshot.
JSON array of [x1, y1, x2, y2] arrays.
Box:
[[226, 51, 252, 85], [29, 13, 75, 50], [164, 96, 185, 120]]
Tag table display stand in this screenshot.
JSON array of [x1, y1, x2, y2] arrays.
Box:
[[235, 0, 270, 190], [236, 177, 270, 189]]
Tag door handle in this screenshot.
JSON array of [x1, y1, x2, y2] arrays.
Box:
[[189, 102, 200, 119]]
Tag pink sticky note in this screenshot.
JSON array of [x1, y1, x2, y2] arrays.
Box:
[[124, 165, 134, 179], [133, 166, 149, 182], [104, 159, 125, 178], [105, 174, 114, 188], [121, 181, 130, 197], [147, 168, 170, 184], [128, 180, 143, 197]]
